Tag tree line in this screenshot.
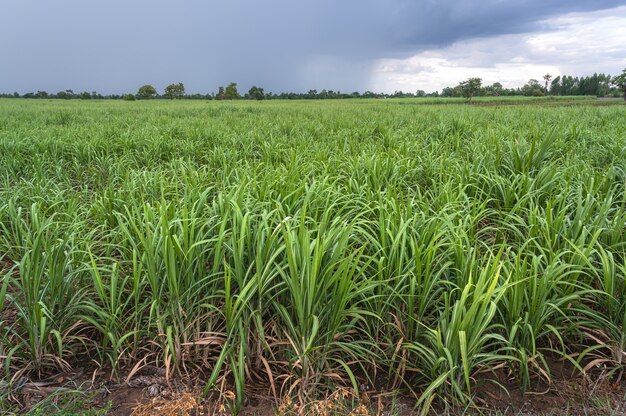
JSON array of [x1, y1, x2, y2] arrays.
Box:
[[442, 72, 625, 99], [441, 74, 624, 97], [2, 69, 625, 100]]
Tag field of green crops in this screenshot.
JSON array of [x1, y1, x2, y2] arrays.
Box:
[[1, 98, 625, 412]]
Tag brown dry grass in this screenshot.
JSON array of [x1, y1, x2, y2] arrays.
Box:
[[130, 392, 197, 416]]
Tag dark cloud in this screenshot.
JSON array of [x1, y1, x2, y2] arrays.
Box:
[[389, 0, 626, 49], [0, 0, 624, 93]]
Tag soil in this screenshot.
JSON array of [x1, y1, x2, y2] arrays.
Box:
[[5, 362, 625, 415], [101, 386, 145, 416], [1, 256, 18, 336], [470, 354, 626, 415]]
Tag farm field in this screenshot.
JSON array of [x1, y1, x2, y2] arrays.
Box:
[[1, 97, 626, 414]]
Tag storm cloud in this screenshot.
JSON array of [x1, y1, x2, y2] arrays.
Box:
[[386, 0, 626, 48], [1, 0, 625, 94]]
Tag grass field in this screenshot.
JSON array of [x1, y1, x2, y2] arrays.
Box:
[[1, 98, 626, 414]]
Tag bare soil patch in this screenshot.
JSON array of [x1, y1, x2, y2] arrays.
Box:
[[4, 364, 624, 415]]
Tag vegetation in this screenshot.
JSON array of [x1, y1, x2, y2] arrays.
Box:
[[224, 82, 241, 100], [164, 82, 185, 99], [137, 84, 157, 99], [3, 68, 625, 101], [543, 73, 552, 94], [613, 69, 626, 100], [549, 73, 614, 97], [0, 98, 625, 413], [247, 85, 265, 100], [459, 77, 482, 102], [443, 72, 621, 98]]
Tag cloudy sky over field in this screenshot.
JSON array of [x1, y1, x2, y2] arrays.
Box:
[[1, 0, 626, 94]]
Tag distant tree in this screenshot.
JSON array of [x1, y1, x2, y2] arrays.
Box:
[[522, 79, 544, 96], [560, 75, 578, 95], [164, 82, 185, 99], [488, 82, 504, 96], [56, 89, 75, 99], [612, 69, 626, 101], [583, 73, 611, 96], [543, 73, 552, 94], [216, 86, 225, 100], [247, 86, 265, 100], [440, 87, 454, 97], [415, 90, 426, 97], [224, 82, 241, 99], [80, 91, 92, 99], [122, 93, 136, 101], [459, 77, 482, 102], [34, 90, 48, 99], [137, 84, 157, 99], [549, 76, 561, 95], [188, 93, 212, 100]]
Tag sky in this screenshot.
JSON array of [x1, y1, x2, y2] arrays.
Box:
[[1, 0, 626, 94]]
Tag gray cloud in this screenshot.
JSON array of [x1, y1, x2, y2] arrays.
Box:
[[370, 6, 626, 92], [388, 0, 626, 49], [1, 0, 625, 94]]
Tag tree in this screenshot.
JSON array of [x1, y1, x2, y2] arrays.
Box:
[[522, 79, 544, 96], [549, 76, 561, 95], [612, 69, 626, 101], [137, 84, 157, 99], [490, 82, 504, 96], [440, 87, 454, 97], [561, 75, 579, 95], [216, 86, 225, 100], [164, 82, 185, 99], [247, 86, 265, 100], [56, 89, 75, 99], [224, 82, 240, 99], [459, 78, 482, 102], [543, 73, 552, 95], [362, 90, 376, 98]]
